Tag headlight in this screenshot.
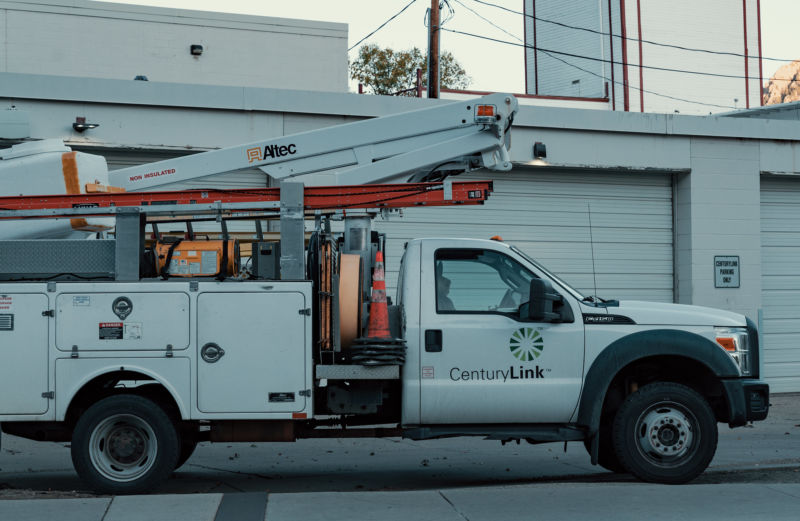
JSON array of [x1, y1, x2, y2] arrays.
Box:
[[715, 327, 751, 376]]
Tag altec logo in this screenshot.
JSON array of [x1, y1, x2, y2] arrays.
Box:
[[247, 144, 298, 163]]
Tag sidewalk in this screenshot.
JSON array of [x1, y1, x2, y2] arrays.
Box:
[[2, 483, 800, 521], [1, 393, 798, 520]]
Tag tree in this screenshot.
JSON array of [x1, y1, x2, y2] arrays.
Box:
[[350, 44, 471, 96]]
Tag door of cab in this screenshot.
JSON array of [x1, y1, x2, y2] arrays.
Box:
[[418, 244, 585, 424]]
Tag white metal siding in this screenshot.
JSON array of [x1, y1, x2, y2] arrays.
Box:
[[760, 177, 800, 392], [376, 169, 674, 303]]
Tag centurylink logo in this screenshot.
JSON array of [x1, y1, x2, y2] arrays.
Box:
[[509, 327, 543, 361]]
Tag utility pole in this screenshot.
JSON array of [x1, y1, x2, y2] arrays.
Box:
[[427, 0, 440, 99]]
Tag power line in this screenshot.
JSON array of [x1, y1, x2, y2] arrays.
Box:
[[452, 0, 522, 43], [448, 2, 739, 108], [442, 27, 796, 83], [539, 47, 736, 109], [471, 0, 799, 64], [348, 0, 418, 52]]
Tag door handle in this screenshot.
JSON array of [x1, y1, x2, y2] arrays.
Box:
[[201, 342, 225, 363], [425, 330, 442, 352]]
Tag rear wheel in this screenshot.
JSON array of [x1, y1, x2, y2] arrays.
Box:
[[612, 382, 717, 484], [71, 394, 179, 494]]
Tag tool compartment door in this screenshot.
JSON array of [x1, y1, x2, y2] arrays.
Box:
[[197, 291, 308, 414], [0, 293, 49, 415], [56, 291, 190, 351]]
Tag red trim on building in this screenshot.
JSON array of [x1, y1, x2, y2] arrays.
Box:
[[619, 0, 630, 111], [607, 0, 616, 110], [636, 0, 644, 112], [523, 0, 530, 94], [757, 0, 764, 106], [742, 0, 750, 109], [437, 88, 609, 103], [532, 0, 539, 95]]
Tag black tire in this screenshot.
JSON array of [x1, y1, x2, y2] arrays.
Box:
[[71, 394, 179, 494], [584, 417, 626, 473], [612, 382, 717, 484], [176, 437, 198, 469]]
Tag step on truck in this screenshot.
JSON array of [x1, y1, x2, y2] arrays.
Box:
[[0, 93, 769, 493]]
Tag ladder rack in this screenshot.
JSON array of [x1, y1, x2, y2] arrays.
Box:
[[0, 181, 493, 220]]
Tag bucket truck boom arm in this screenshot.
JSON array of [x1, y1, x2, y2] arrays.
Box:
[[111, 93, 518, 191]]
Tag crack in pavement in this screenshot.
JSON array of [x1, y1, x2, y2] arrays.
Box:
[[439, 490, 471, 521], [763, 484, 800, 500], [100, 496, 113, 521], [185, 463, 275, 481]]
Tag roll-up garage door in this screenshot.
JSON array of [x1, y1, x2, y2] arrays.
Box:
[[375, 168, 674, 303], [760, 176, 800, 392]]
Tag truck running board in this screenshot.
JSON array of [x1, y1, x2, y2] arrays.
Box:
[[402, 424, 587, 443]]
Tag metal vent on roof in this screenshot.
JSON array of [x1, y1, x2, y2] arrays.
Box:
[[0, 314, 13, 331]]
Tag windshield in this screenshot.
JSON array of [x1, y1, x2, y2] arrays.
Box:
[[510, 245, 585, 301]]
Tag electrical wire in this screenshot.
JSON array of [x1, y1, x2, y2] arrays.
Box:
[[471, 0, 799, 64], [446, 4, 736, 109], [538, 46, 736, 109], [452, 0, 521, 43], [348, 0, 418, 52], [443, 27, 791, 83]]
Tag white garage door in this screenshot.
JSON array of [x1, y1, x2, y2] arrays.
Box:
[[376, 168, 674, 303], [760, 176, 800, 392]]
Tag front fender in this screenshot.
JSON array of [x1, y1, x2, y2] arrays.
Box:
[[576, 329, 739, 434]]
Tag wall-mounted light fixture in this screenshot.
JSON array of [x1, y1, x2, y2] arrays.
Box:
[[190, 44, 204, 56], [134, 75, 149, 81], [533, 142, 547, 159], [73, 117, 99, 133]]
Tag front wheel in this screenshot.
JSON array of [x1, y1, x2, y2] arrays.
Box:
[[612, 382, 717, 484], [71, 394, 179, 494]]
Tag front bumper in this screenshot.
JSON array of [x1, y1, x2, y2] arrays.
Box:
[[721, 379, 769, 427]]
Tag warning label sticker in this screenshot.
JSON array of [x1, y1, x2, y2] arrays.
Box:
[[99, 322, 142, 340], [125, 322, 142, 340], [99, 322, 123, 339]]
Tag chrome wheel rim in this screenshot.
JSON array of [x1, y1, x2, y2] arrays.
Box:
[[88, 414, 158, 482], [634, 401, 696, 467]]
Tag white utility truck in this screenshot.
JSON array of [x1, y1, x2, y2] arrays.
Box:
[[0, 94, 768, 493]]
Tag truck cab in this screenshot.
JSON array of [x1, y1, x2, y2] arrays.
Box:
[[398, 238, 768, 482]]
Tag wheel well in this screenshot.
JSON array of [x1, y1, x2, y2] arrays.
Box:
[[599, 356, 729, 424], [64, 371, 182, 430]]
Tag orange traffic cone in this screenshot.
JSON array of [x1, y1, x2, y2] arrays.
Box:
[[366, 250, 391, 339]]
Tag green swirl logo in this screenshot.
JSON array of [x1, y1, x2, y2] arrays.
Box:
[[509, 327, 543, 361]]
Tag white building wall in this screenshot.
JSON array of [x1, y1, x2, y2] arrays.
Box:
[[674, 139, 762, 321], [525, 0, 762, 114], [0, 0, 348, 92], [524, 0, 608, 99]]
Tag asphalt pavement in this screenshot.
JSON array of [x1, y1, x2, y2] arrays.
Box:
[[0, 393, 798, 520]]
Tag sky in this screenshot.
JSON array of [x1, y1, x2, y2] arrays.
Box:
[[100, 0, 800, 96]]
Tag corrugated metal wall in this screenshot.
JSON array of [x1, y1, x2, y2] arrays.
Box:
[[760, 176, 800, 392], [376, 168, 674, 303]]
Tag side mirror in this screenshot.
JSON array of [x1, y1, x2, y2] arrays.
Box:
[[527, 278, 561, 322]]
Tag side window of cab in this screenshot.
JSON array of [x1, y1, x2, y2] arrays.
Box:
[[434, 249, 534, 316]]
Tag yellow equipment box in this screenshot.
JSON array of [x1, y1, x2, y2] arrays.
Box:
[[155, 240, 239, 278]]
